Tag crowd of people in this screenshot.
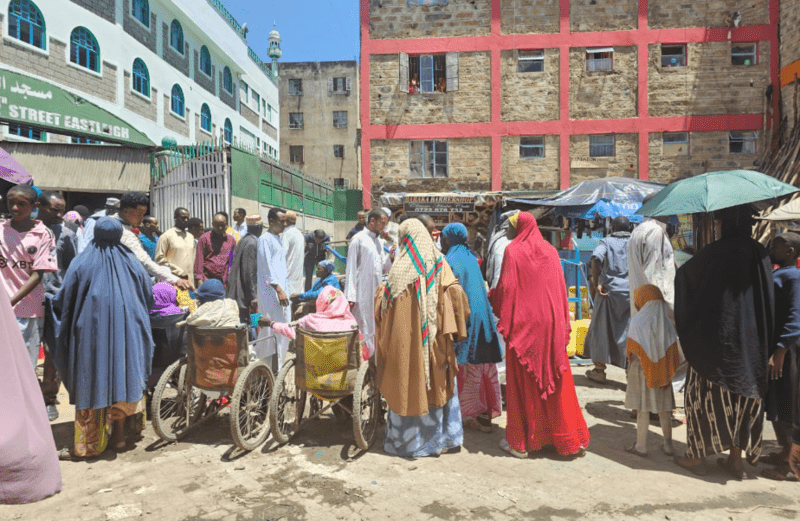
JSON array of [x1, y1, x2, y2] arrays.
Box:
[[3, 186, 800, 506]]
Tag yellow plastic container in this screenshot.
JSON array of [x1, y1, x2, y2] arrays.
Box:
[[567, 319, 591, 358]]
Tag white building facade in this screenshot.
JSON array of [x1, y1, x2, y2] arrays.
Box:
[[0, 0, 280, 157]]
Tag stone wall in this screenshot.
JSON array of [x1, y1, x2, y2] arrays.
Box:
[[219, 71, 237, 111], [122, 0, 157, 53], [370, 137, 492, 195], [501, 49, 559, 121], [500, 0, 560, 35], [570, 0, 637, 32], [569, 133, 638, 184], [194, 50, 216, 96], [500, 135, 560, 190], [0, 34, 117, 103], [240, 103, 260, 127], [123, 71, 157, 121], [369, 0, 491, 40], [369, 52, 491, 125], [70, 0, 115, 23], [163, 94, 190, 137], [781, 0, 800, 130], [161, 22, 190, 77], [569, 46, 638, 120], [648, 130, 762, 183], [648, 41, 770, 117], [649, 0, 768, 30]]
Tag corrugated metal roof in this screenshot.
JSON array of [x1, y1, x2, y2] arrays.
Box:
[[0, 142, 150, 192]]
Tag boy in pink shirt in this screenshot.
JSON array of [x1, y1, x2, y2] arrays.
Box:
[[0, 185, 57, 370]]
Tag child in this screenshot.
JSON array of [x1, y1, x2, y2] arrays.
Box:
[[624, 284, 681, 457], [0, 184, 57, 370], [763, 232, 800, 480]]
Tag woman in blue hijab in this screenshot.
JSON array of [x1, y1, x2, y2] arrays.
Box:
[[441, 222, 503, 433], [49, 217, 155, 460], [293, 259, 340, 303]]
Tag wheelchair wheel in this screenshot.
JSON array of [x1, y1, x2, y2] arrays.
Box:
[[151, 358, 205, 442], [230, 361, 274, 451], [353, 360, 381, 450], [269, 357, 306, 444]]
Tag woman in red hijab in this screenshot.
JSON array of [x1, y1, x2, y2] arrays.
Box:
[[489, 212, 590, 458]]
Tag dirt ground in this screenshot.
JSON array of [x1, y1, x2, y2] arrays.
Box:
[[4, 362, 800, 521]]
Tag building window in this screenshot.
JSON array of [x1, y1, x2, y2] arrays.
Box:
[[71, 136, 102, 144], [200, 45, 211, 76], [410, 140, 448, 178], [132, 0, 149, 27], [519, 136, 545, 158], [8, 123, 44, 141], [200, 103, 211, 132], [8, 0, 46, 50], [171, 84, 184, 117], [253, 90, 260, 110], [289, 112, 304, 129], [329, 77, 351, 93], [732, 43, 757, 66], [333, 145, 345, 158], [223, 118, 232, 143], [290, 145, 304, 163], [518, 50, 544, 73], [408, 0, 447, 4], [222, 66, 233, 93], [586, 48, 613, 71], [132, 58, 150, 97], [663, 132, 689, 156], [70, 27, 99, 72], [267, 103, 273, 122], [170, 20, 183, 53], [589, 134, 615, 157], [409, 54, 447, 93], [333, 178, 350, 189], [240, 81, 249, 104], [288, 78, 303, 96], [661, 45, 686, 67], [333, 111, 348, 129], [729, 131, 757, 154]]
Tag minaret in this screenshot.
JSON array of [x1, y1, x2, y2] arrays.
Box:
[[267, 24, 282, 77]]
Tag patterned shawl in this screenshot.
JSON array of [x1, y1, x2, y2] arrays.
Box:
[[382, 219, 444, 388]]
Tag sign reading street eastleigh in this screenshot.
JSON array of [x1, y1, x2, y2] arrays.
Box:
[[0, 68, 154, 147]]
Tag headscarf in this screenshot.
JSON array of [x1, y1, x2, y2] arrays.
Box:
[[151, 282, 184, 316], [318, 260, 335, 276], [195, 279, 225, 304], [489, 212, 570, 399], [382, 218, 444, 388], [48, 217, 155, 410], [63, 211, 83, 227], [626, 284, 680, 388], [298, 286, 359, 334], [442, 223, 503, 365]]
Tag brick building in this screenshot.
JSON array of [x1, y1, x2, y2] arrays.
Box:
[[780, 0, 800, 127], [279, 61, 361, 190], [360, 0, 780, 205]]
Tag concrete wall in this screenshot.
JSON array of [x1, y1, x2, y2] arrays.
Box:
[[369, 137, 492, 196], [500, 135, 560, 190], [501, 0, 560, 35], [368, 0, 491, 40], [279, 61, 360, 189], [648, 0, 768, 29], [570, 46, 638, 120], [648, 41, 770, 117], [501, 48, 559, 122], [369, 52, 492, 125]]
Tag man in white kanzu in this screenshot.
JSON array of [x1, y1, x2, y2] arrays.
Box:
[[282, 210, 305, 299], [256, 208, 290, 370], [345, 209, 394, 355]]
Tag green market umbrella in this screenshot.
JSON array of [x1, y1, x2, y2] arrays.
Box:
[[637, 169, 799, 217]]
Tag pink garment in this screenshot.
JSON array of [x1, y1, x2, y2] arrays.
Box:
[[0, 219, 57, 318], [63, 211, 83, 227], [0, 291, 62, 503], [151, 282, 184, 316], [457, 363, 503, 419], [272, 286, 368, 360]]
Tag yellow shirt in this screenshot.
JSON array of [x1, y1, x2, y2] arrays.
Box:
[[154, 227, 196, 279]]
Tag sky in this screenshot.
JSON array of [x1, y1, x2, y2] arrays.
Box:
[[223, 0, 360, 64]]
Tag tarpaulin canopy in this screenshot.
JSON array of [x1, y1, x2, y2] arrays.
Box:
[[760, 196, 800, 224], [0, 67, 154, 147], [0, 146, 32, 184]]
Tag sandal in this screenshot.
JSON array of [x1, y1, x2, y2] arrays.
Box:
[[673, 455, 707, 476], [585, 368, 607, 384], [625, 444, 648, 458], [760, 463, 798, 482], [57, 448, 87, 461], [760, 452, 789, 466], [716, 457, 744, 481], [499, 439, 528, 459]]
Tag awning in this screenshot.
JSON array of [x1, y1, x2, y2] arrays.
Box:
[[586, 47, 614, 54], [0, 142, 151, 193], [0, 68, 155, 147], [761, 196, 800, 223]]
